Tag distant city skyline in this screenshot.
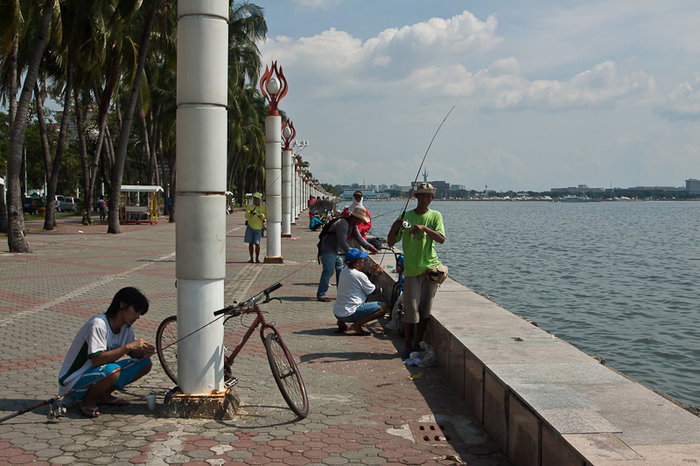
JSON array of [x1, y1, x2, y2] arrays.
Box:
[[332, 177, 697, 193], [256, 0, 700, 191]]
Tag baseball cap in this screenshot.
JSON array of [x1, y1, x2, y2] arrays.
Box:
[[346, 248, 369, 262]]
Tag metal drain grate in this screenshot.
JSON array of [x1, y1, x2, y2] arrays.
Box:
[[409, 422, 454, 444]]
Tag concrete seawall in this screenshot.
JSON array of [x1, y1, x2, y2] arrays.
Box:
[[371, 251, 700, 466]]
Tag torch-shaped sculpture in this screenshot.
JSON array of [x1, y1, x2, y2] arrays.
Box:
[[260, 62, 288, 262], [281, 120, 294, 237]]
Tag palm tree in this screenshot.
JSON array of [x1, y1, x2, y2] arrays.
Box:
[[227, 2, 267, 204], [4, 0, 56, 252], [106, 0, 160, 233]]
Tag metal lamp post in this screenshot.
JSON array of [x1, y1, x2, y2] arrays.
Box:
[[260, 62, 288, 263]]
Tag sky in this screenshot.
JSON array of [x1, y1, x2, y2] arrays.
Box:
[[253, 0, 700, 191]]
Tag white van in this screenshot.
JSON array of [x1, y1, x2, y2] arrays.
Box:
[[59, 196, 79, 212]]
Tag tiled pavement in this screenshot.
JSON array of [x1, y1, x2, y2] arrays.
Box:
[[0, 212, 510, 465]]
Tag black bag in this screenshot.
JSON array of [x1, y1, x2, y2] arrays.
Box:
[[316, 217, 342, 257]]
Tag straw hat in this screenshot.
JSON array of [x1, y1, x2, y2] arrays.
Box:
[[349, 206, 370, 222], [413, 182, 436, 195]]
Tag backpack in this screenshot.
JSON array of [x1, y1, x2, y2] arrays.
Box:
[[316, 217, 343, 257]]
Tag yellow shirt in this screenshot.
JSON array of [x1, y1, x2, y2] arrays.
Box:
[[245, 204, 266, 230]]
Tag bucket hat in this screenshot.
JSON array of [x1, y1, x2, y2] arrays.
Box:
[[350, 206, 370, 222], [413, 182, 436, 196]]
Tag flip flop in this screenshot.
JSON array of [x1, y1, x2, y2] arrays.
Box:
[[335, 321, 348, 333], [81, 406, 100, 418], [350, 326, 370, 336]]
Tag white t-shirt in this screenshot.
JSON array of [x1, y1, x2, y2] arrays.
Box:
[[58, 314, 135, 395], [333, 267, 376, 318]]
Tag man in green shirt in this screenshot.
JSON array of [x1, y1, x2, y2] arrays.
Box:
[[388, 182, 445, 358], [244, 192, 266, 263]]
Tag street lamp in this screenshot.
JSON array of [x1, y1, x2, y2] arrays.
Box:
[[260, 61, 288, 262]]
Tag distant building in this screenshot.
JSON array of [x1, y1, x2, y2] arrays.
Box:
[[450, 184, 466, 191], [551, 185, 604, 194], [687, 179, 700, 194]]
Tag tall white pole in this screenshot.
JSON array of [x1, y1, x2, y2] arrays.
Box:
[[282, 149, 292, 236], [260, 63, 288, 263], [265, 115, 282, 260], [176, 0, 228, 394]]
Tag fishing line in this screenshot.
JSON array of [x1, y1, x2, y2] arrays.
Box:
[[399, 105, 455, 225]]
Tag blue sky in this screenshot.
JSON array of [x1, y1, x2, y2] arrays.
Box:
[[254, 0, 700, 191]]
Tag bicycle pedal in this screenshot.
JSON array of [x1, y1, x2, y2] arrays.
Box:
[[225, 377, 238, 388]]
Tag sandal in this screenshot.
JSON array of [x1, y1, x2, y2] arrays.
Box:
[[81, 406, 100, 418], [335, 321, 348, 333], [350, 325, 370, 336]]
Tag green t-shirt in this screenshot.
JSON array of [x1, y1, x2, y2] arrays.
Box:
[[395, 209, 445, 277], [245, 204, 266, 230]]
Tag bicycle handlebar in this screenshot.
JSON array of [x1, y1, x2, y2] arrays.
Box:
[[213, 282, 283, 316]]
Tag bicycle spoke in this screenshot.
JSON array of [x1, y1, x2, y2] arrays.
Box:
[[263, 331, 309, 418]]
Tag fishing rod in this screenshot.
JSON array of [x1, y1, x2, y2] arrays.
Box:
[[0, 261, 317, 423], [399, 105, 455, 229]]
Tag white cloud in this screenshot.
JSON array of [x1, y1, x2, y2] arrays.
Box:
[[655, 80, 700, 121], [262, 12, 653, 111], [291, 0, 340, 9]]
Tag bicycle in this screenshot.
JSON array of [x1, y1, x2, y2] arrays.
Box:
[[155, 282, 309, 418], [380, 246, 405, 333]]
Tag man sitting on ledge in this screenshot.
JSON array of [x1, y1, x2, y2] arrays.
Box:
[[333, 248, 387, 335]]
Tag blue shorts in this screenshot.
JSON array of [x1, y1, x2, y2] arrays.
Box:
[[244, 226, 263, 244], [336, 302, 383, 323], [69, 358, 151, 400]]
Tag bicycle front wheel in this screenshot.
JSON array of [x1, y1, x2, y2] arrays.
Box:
[[263, 329, 309, 418], [156, 316, 178, 384]]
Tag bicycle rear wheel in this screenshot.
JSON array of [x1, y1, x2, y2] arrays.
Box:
[[263, 329, 309, 418], [156, 316, 178, 384]]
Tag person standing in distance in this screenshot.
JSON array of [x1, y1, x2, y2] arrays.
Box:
[[244, 192, 266, 263], [387, 182, 445, 359]]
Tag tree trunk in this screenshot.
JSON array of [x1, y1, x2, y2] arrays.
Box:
[[107, 4, 157, 233], [1, 35, 20, 235], [87, 51, 121, 215], [43, 66, 73, 231], [7, 0, 54, 252], [74, 90, 92, 225]]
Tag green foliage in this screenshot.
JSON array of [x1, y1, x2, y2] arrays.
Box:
[[321, 183, 340, 197]]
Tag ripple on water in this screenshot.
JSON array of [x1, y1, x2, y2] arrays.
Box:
[[366, 200, 700, 407]]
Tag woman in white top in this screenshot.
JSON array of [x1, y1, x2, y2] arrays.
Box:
[[333, 248, 387, 335]]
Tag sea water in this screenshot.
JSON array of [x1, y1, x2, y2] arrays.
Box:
[[364, 200, 700, 408]]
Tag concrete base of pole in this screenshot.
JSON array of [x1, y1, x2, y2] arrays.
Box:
[[158, 388, 239, 420], [264, 256, 284, 264]]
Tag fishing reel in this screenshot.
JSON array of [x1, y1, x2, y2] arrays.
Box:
[[47, 402, 67, 421], [401, 219, 411, 230]]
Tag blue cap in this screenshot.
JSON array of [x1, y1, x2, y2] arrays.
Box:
[[346, 248, 369, 262]]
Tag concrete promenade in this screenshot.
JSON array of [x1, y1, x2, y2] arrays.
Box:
[[0, 211, 509, 465]]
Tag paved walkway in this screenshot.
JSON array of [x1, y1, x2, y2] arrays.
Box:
[[0, 212, 509, 465]]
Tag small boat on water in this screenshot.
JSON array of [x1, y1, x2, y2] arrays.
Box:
[[560, 195, 601, 203]]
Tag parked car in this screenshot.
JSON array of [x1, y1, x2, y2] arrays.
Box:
[[54, 195, 64, 210], [58, 196, 79, 212], [22, 197, 38, 215]]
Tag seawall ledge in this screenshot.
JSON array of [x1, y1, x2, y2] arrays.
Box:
[[423, 276, 700, 465]]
